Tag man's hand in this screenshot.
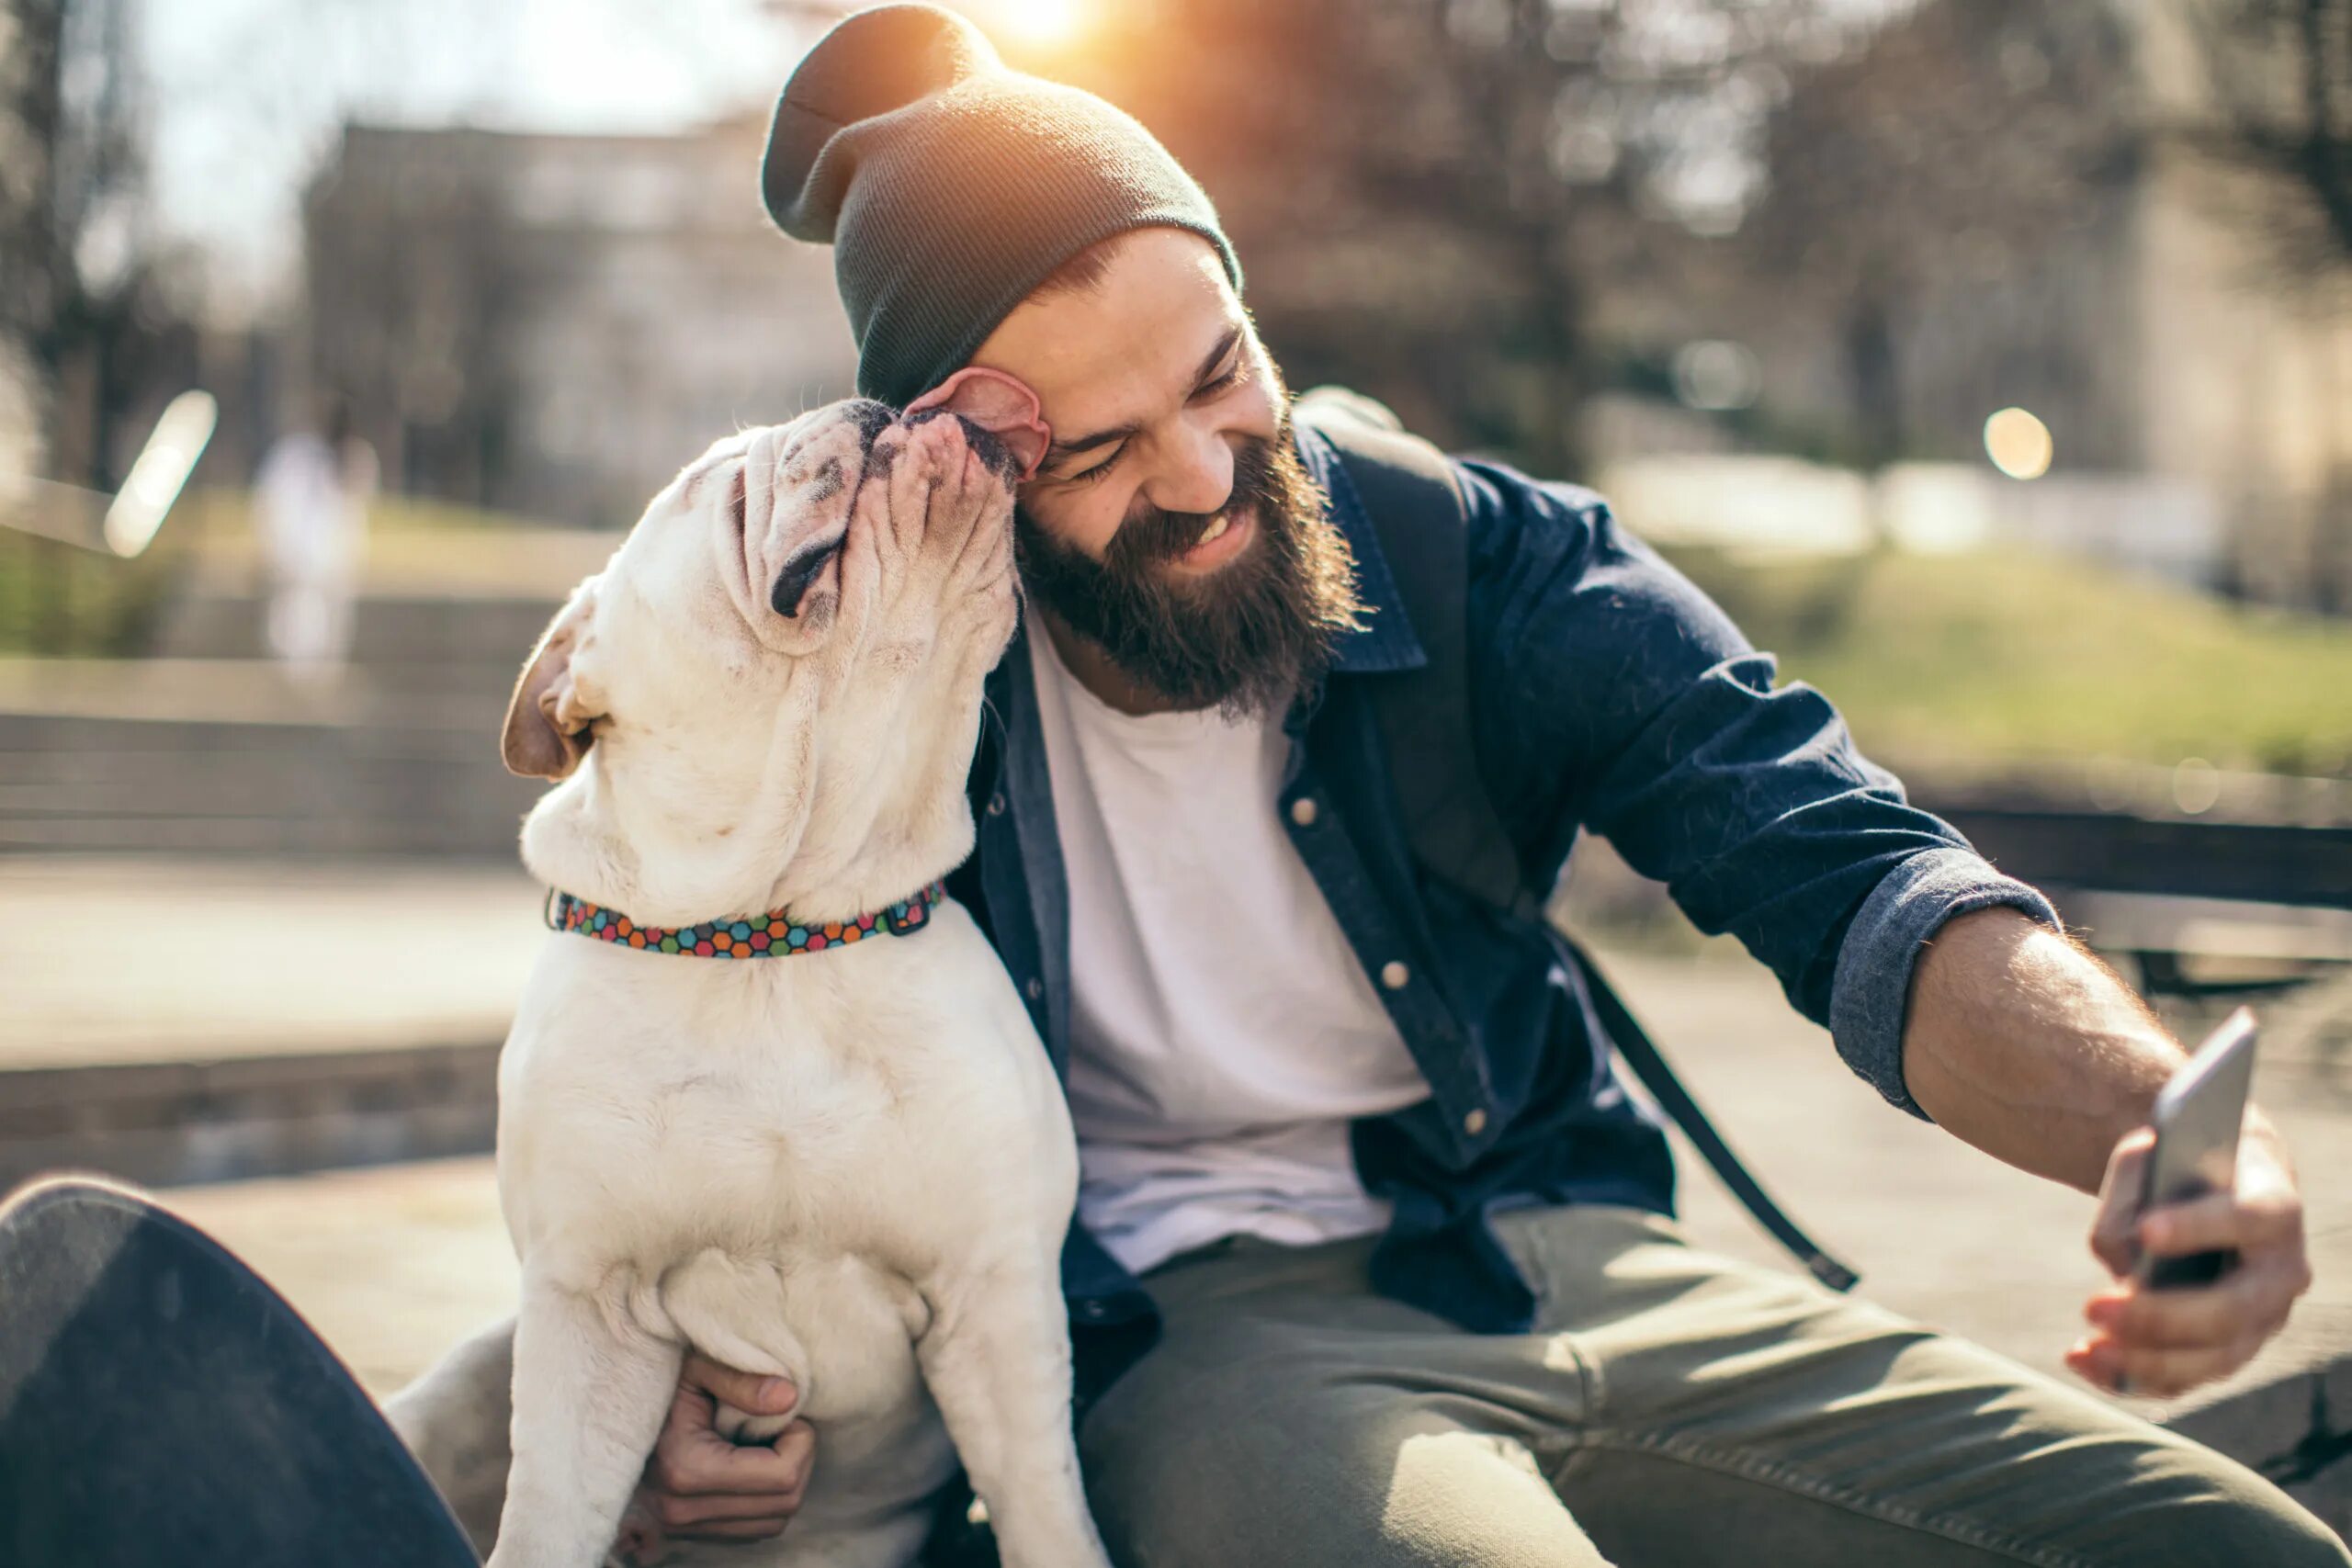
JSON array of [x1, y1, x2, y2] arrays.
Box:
[[621, 1355, 814, 1557], [2067, 1119, 2313, 1398]]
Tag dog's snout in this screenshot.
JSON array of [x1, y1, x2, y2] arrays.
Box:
[[771, 534, 845, 619]]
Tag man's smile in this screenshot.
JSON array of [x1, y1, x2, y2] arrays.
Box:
[[1168, 504, 1256, 576]]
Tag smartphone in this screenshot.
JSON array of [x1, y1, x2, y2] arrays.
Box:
[[2134, 1007, 2258, 1290]]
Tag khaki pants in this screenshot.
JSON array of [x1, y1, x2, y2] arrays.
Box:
[[1078, 1206, 2346, 1567]]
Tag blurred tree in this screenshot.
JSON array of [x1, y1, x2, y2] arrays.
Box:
[[1044, 0, 1873, 476], [0, 0, 203, 649], [1732, 0, 2139, 468], [2191, 0, 2352, 278], [300, 128, 526, 511], [0, 0, 186, 495], [2189, 1, 2351, 613], [0, 1, 67, 475]]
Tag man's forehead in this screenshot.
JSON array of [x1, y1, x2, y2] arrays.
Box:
[[971, 231, 1240, 432]]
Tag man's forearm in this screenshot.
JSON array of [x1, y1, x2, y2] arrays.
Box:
[[1901, 906, 2311, 1399], [1900, 907, 2190, 1194]]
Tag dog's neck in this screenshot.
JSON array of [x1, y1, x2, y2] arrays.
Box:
[[518, 671, 983, 931]]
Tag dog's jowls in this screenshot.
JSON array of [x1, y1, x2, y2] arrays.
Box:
[[399, 397, 1107, 1568]]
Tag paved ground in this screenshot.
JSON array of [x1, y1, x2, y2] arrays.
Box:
[[0, 857, 540, 1069], [13, 856, 2348, 1423], [172, 1156, 519, 1395]]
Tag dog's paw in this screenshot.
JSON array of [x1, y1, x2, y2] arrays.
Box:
[[860, 415, 1016, 629], [710, 1400, 796, 1446]]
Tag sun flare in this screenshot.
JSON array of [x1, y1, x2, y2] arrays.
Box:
[[993, 0, 1086, 50]]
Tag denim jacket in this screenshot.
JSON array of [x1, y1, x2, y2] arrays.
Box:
[[945, 423, 2058, 1386]]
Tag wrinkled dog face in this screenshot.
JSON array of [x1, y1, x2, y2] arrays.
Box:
[[502, 389, 1042, 919]]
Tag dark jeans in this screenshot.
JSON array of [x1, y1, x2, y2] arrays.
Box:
[[0, 1177, 477, 1567]]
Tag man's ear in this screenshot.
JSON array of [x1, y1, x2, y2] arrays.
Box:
[[501, 577, 604, 781]]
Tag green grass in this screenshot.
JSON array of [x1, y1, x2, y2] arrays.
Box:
[[0, 530, 183, 657], [170, 487, 560, 540], [1663, 546, 2352, 781], [0, 489, 572, 656]]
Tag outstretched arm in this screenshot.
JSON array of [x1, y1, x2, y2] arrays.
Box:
[[1454, 460, 2312, 1402], [1904, 907, 2312, 1397]]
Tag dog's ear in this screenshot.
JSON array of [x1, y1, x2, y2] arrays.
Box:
[[501, 578, 604, 781], [907, 367, 1051, 480]]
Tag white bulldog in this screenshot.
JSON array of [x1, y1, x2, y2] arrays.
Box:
[[397, 383, 1106, 1568]]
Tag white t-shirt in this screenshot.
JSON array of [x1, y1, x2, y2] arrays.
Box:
[[1029, 626, 1430, 1275]]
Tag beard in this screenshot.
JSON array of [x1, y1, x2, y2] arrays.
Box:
[[1012, 412, 1364, 718]]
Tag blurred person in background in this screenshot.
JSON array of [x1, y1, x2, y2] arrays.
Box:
[[254, 391, 374, 682]]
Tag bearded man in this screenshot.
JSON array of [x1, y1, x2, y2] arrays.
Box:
[[648, 9, 2335, 1563], [548, 8, 2338, 1562]]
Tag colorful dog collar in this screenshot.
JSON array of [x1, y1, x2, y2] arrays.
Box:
[[547, 880, 945, 957]]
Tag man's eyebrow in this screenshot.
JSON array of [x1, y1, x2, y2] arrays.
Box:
[[1043, 324, 1246, 466]]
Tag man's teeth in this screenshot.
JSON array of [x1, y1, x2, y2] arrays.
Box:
[[1194, 514, 1231, 548]]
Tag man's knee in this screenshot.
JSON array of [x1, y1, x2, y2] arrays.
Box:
[[2105, 1438, 2349, 1568], [1999, 1410, 2350, 1568], [381, 1315, 515, 1557]]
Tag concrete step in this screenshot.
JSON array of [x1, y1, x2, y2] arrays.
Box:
[[0, 857, 539, 1071], [0, 708, 535, 856], [0, 1043, 500, 1193], [0, 658, 519, 724], [156, 592, 563, 669], [0, 655, 519, 715]]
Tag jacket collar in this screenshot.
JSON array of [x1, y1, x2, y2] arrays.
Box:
[[1294, 422, 1429, 677]]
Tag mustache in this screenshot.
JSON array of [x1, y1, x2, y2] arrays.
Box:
[[1103, 439, 1282, 570]]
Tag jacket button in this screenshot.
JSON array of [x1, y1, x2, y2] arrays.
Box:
[[1463, 1108, 1488, 1136], [987, 793, 1007, 816], [1289, 796, 1318, 827], [1380, 961, 1410, 991], [1077, 1300, 1106, 1320], [1024, 976, 1045, 1001]]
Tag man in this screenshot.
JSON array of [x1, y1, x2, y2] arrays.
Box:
[[254, 391, 375, 683], [567, 6, 2340, 1562]]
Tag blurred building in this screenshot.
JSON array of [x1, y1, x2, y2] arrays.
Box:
[[1591, 1, 2352, 605], [301, 117, 856, 527]]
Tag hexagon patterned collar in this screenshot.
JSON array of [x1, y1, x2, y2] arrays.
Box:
[[546, 881, 945, 958]]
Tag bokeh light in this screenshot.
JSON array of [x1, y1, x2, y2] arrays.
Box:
[[1983, 406, 2053, 480], [2172, 757, 2222, 816], [1672, 339, 1761, 411]]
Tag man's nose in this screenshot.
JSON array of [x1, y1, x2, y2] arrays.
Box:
[[1141, 423, 1235, 517]]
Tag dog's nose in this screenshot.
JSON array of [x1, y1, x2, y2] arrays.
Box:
[[844, 400, 895, 446], [772, 534, 844, 618]]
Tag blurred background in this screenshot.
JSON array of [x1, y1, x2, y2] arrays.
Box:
[[1, 0, 2347, 1531]]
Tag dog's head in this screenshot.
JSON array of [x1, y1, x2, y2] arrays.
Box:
[[500, 378, 1047, 926]]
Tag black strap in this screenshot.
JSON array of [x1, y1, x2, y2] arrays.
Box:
[[1298, 389, 1860, 1293], [1295, 391, 1526, 914], [1556, 931, 1860, 1292]]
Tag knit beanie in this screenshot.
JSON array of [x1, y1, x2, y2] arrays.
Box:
[[760, 3, 1243, 409]]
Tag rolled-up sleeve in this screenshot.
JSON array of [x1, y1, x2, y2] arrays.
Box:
[[1827, 845, 2062, 1118], [1461, 458, 2062, 1118]]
